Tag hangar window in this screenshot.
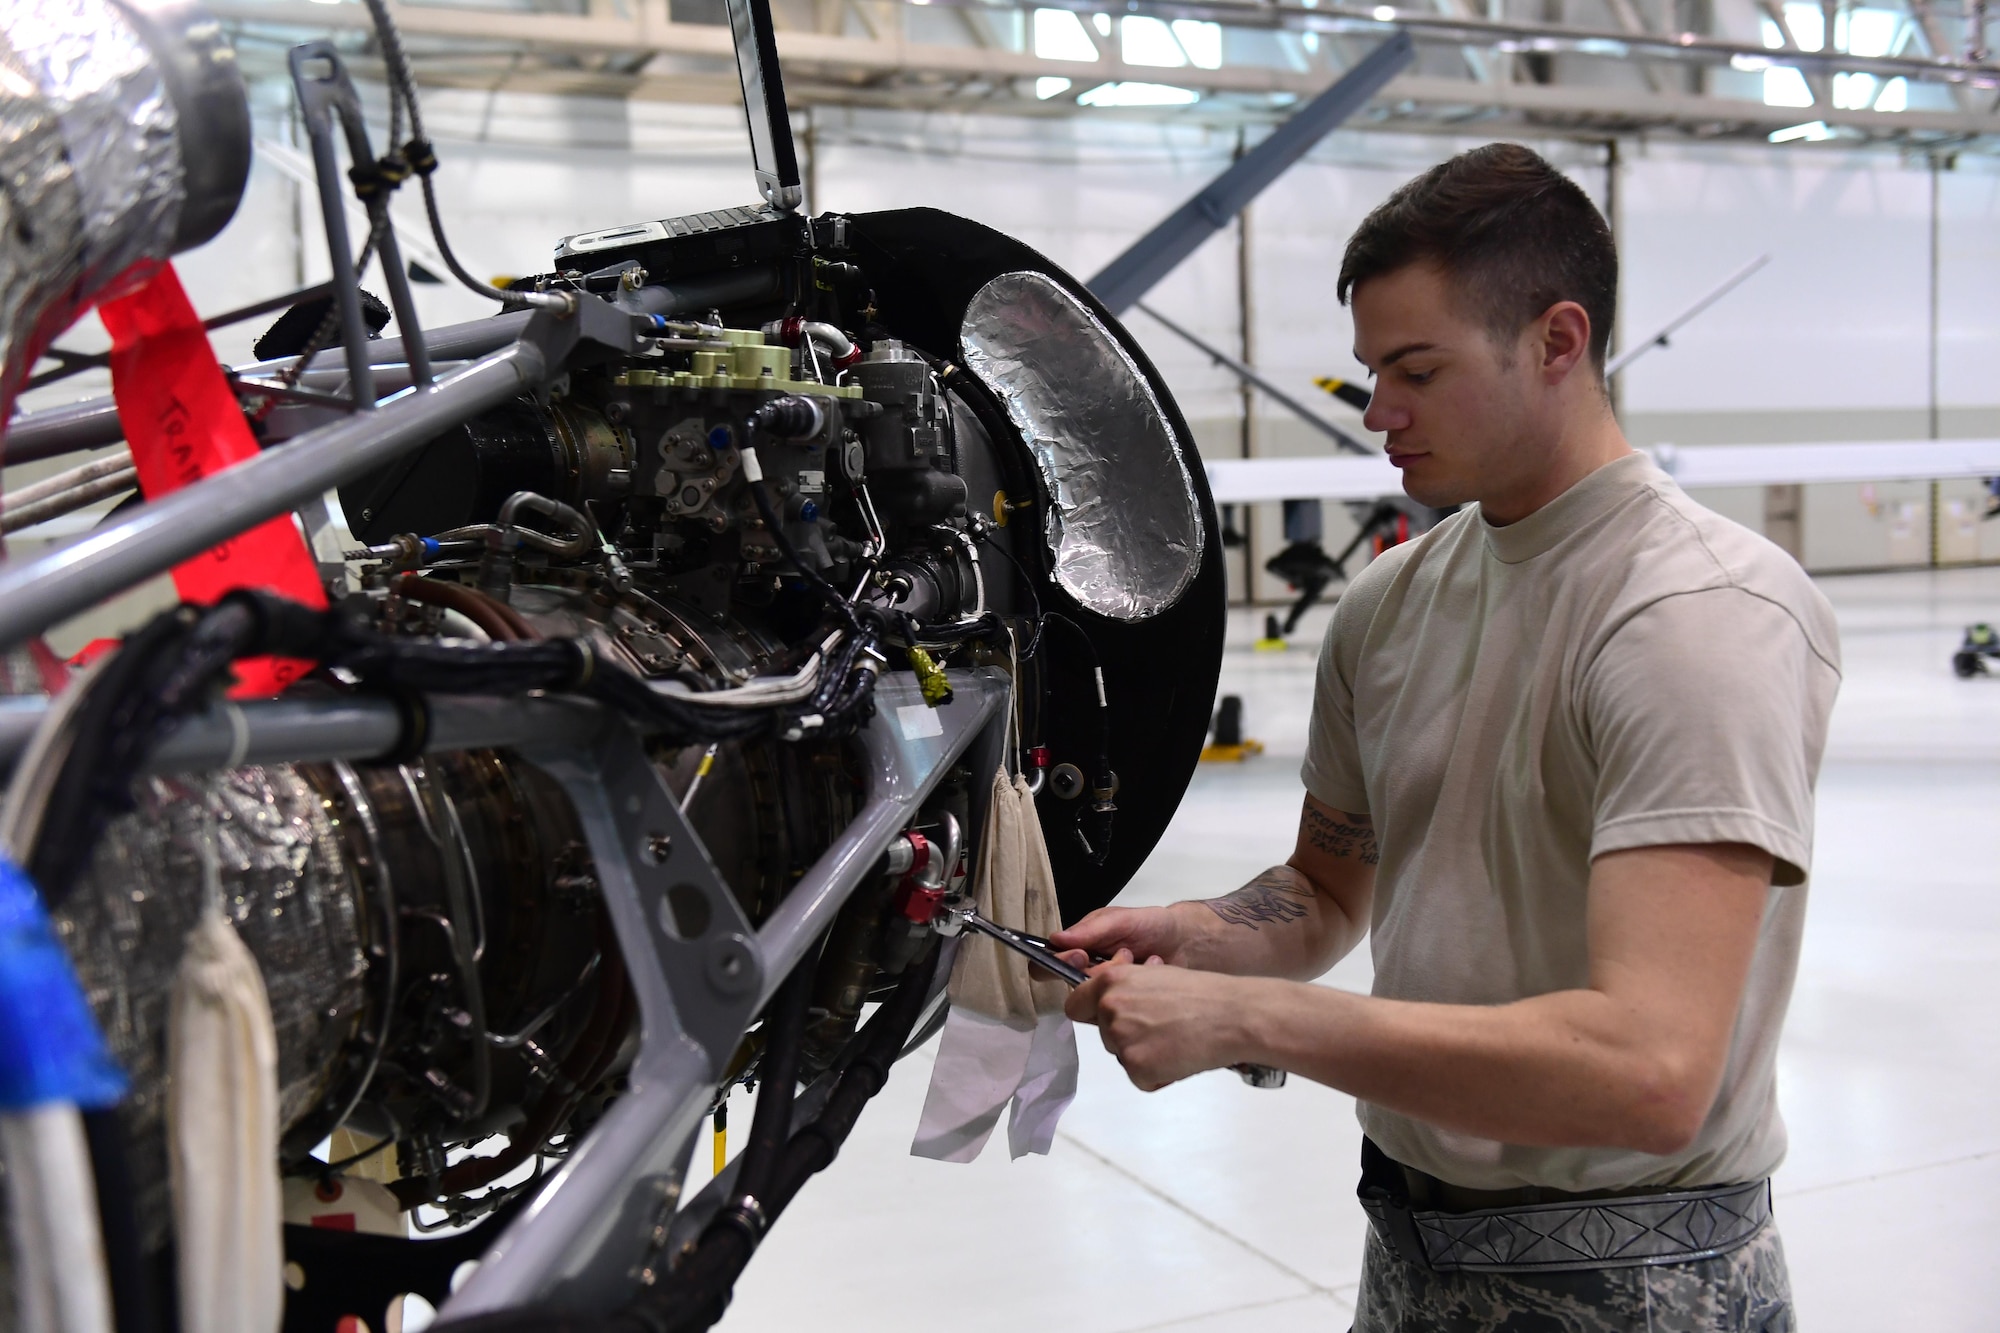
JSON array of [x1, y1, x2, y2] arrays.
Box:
[[1172, 20, 1224, 68], [1122, 15, 1188, 66], [1077, 80, 1200, 105], [1833, 71, 1876, 108], [1763, 65, 1814, 106], [1033, 8, 1098, 61], [1762, 4, 1903, 55]]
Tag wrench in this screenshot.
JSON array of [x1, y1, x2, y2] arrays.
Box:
[[936, 900, 1286, 1089]]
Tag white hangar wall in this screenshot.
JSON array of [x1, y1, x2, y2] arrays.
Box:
[[15, 82, 1999, 620]]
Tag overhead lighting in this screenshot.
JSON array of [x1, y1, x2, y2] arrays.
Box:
[[1877, 75, 1909, 111], [1731, 53, 1773, 70], [1036, 76, 1073, 99], [1768, 119, 1835, 142], [1372, 5, 1396, 19], [1077, 80, 1200, 106], [1092, 12, 1112, 35]]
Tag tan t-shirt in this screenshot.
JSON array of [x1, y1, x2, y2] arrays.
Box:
[[1301, 452, 1840, 1192]]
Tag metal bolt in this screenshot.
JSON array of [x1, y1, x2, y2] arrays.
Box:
[[646, 832, 673, 862]]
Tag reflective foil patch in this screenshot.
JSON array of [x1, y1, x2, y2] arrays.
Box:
[[0, 0, 186, 418], [56, 766, 367, 1248], [960, 272, 1203, 622]]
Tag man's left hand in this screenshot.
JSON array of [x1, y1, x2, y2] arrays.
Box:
[[1065, 950, 1253, 1091]]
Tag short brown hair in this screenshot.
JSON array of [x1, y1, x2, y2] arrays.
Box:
[[1337, 144, 1617, 370]]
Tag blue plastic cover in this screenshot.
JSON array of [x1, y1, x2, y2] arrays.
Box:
[[0, 856, 127, 1109]]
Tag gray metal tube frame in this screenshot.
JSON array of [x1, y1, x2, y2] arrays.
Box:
[[0, 266, 783, 467], [439, 669, 1009, 1322], [0, 340, 543, 652], [288, 43, 379, 410], [0, 693, 606, 778]]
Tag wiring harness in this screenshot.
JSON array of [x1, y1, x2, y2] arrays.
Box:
[[16, 589, 886, 911]]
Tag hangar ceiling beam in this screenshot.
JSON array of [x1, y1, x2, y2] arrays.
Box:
[[209, 0, 2000, 140], [1087, 30, 1415, 316]]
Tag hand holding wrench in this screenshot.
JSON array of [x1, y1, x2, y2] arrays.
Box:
[[935, 899, 1286, 1089]]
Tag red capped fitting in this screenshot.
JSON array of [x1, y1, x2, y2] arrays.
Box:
[[884, 829, 929, 879], [1027, 746, 1051, 771], [888, 830, 947, 924], [762, 317, 863, 371], [898, 881, 946, 925]]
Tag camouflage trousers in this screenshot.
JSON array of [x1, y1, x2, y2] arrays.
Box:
[[1350, 1221, 1795, 1333]]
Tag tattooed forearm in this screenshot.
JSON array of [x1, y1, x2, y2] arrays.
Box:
[[1304, 805, 1379, 865], [1204, 868, 1315, 929]]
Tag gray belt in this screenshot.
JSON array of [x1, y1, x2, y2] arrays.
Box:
[[1360, 1155, 1772, 1275]]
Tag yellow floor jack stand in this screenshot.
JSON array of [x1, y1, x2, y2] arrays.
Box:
[[1200, 696, 1265, 762]]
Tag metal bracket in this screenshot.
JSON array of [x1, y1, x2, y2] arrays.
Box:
[[520, 720, 758, 1083]]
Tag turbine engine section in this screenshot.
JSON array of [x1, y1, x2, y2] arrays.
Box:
[[342, 401, 634, 547], [50, 753, 614, 1247]]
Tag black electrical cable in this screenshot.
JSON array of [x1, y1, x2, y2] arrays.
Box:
[[26, 588, 883, 911], [359, 0, 528, 309], [27, 598, 289, 905], [1039, 611, 1116, 864], [739, 399, 888, 733], [706, 952, 815, 1256], [759, 942, 937, 1214], [974, 528, 1045, 659], [82, 1108, 162, 1333], [744, 476, 859, 636], [613, 941, 941, 1333]]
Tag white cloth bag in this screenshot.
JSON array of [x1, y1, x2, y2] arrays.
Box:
[[911, 768, 1079, 1162], [168, 903, 284, 1333]]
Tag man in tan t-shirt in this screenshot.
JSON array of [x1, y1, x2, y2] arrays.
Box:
[[1053, 144, 1838, 1331]]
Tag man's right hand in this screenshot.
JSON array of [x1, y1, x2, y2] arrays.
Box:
[[1050, 905, 1194, 970]]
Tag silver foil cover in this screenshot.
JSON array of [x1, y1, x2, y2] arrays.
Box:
[[54, 766, 367, 1247], [960, 270, 1204, 621], [0, 0, 185, 419]]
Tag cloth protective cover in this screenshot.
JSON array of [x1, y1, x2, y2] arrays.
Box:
[[168, 910, 284, 1333], [912, 769, 1079, 1161]]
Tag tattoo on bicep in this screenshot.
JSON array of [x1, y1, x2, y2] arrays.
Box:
[[1304, 806, 1379, 865], [1204, 869, 1315, 929]]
